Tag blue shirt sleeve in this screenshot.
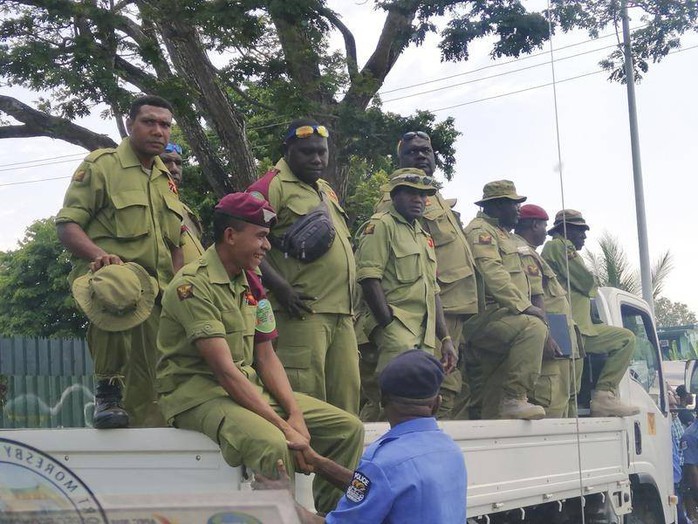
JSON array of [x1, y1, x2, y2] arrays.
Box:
[[326, 462, 394, 523], [682, 432, 698, 465]]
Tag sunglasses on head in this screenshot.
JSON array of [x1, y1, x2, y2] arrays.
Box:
[[285, 125, 330, 141], [164, 143, 182, 154], [401, 131, 430, 141], [396, 174, 434, 185]]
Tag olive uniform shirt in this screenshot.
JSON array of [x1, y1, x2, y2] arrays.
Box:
[[56, 138, 184, 290], [376, 191, 478, 316], [542, 234, 598, 336], [465, 212, 532, 315], [355, 204, 439, 349], [180, 202, 205, 264], [156, 247, 278, 423], [247, 159, 356, 314]]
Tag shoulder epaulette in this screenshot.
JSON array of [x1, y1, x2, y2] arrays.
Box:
[[369, 210, 390, 221], [84, 148, 117, 163]]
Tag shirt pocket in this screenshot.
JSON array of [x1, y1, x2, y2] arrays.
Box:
[[162, 193, 185, 248], [424, 208, 458, 247], [499, 241, 523, 274], [392, 243, 421, 284], [221, 307, 255, 364], [111, 190, 150, 239]]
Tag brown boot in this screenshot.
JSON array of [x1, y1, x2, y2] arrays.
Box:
[[590, 390, 640, 417]]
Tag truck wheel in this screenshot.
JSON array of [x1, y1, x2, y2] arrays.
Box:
[[624, 484, 665, 524]]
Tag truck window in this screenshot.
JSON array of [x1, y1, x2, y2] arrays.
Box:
[[621, 304, 664, 411]]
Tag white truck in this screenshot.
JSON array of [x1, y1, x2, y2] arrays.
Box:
[[0, 287, 676, 523]]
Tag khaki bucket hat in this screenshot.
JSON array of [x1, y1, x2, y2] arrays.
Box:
[[474, 180, 526, 206], [72, 262, 158, 332], [382, 167, 438, 196], [548, 209, 590, 235]]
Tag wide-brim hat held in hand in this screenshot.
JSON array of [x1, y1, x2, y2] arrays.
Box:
[[72, 262, 158, 332]]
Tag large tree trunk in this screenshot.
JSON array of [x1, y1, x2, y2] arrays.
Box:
[[158, 16, 257, 193]]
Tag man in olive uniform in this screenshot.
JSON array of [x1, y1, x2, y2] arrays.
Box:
[[515, 204, 581, 418], [56, 95, 184, 429], [156, 193, 363, 514], [355, 168, 458, 421], [463, 180, 547, 420], [374, 131, 479, 419], [542, 209, 640, 417], [160, 142, 205, 264], [246, 119, 359, 414]]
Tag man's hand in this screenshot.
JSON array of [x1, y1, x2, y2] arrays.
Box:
[[543, 335, 563, 360], [287, 411, 311, 442], [252, 459, 292, 491], [440, 338, 458, 374], [277, 284, 315, 319], [90, 254, 123, 272], [522, 305, 545, 321], [283, 425, 313, 474]]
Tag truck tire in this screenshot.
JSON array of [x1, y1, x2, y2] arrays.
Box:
[[624, 484, 666, 524]]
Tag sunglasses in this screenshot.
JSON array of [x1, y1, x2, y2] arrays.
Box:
[[401, 131, 430, 141], [395, 174, 434, 185], [285, 125, 330, 141], [164, 143, 182, 154]]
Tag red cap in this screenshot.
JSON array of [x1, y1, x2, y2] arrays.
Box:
[[519, 204, 549, 221], [215, 192, 277, 227]]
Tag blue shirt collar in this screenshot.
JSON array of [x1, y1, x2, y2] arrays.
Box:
[[381, 417, 439, 440]]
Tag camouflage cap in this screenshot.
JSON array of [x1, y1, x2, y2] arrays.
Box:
[[382, 167, 438, 196], [475, 179, 526, 206], [72, 262, 158, 332], [548, 209, 590, 234]]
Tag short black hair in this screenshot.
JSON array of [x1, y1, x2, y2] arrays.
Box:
[[677, 385, 689, 397], [129, 95, 174, 119], [213, 212, 248, 243]]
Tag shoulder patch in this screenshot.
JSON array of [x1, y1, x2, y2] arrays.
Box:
[[364, 223, 376, 235], [177, 284, 194, 300], [256, 298, 276, 334], [326, 187, 339, 203], [526, 264, 540, 276], [477, 233, 492, 245], [71, 170, 87, 183], [345, 470, 371, 504], [566, 250, 578, 260]]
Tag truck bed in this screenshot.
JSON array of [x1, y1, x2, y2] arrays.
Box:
[[1, 417, 631, 519]]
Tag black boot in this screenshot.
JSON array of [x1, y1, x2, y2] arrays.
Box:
[[93, 379, 129, 429]]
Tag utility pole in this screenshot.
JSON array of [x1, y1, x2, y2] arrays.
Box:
[[621, 0, 654, 311]]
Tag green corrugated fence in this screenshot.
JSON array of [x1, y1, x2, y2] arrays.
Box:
[[0, 336, 94, 428]]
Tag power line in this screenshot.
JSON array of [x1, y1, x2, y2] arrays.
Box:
[[0, 175, 71, 187], [0, 157, 90, 173], [382, 42, 619, 104], [0, 152, 85, 169], [429, 43, 698, 113], [379, 24, 647, 96]]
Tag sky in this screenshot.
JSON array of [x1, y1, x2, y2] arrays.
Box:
[[1, 1, 697, 314]]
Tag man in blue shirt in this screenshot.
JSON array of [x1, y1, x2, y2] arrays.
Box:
[[681, 410, 698, 522], [254, 349, 468, 522]]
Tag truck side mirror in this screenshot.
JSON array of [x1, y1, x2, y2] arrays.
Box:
[[685, 359, 698, 393]]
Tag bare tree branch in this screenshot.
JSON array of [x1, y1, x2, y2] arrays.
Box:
[[0, 95, 117, 150], [319, 6, 359, 80]]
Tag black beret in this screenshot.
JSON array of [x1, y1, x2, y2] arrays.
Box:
[[379, 349, 444, 400]]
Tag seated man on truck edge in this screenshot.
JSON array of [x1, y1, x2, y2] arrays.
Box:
[[462, 180, 547, 420], [353, 168, 458, 421], [156, 192, 364, 514], [254, 349, 467, 523], [542, 209, 639, 417]]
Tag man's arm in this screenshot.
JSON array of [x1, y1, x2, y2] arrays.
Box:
[[360, 279, 393, 327], [172, 245, 184, 273], [434, 294, 457, 373], [56, 222, 123, 271], [259, 259, 315, 318]]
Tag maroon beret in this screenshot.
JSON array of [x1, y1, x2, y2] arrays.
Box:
[[214, 192, 277, 227], [519, 204, 549, 221]]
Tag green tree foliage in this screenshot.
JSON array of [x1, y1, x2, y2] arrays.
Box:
[[583, 232, 672, 299], [0, 219, 85, 338], [654, 297, 697, 328]]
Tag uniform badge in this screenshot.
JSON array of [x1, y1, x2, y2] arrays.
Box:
[[244, 291, 258, 306], [249, 190, 266, 201], [566, 250, 578, 260], [364, 223, 376, 235], [427, 236, 435, 248], [181, 224, 189, 233], [177, 284, 194, 300], [477, 233, 492, 245], [526, 264, 540, 276], [167, 177, 178, 195], [72, 170, 86, 183], [327, 189, 339, 203], [256, 299, 276, 334], [346, 471, 371, 504]]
